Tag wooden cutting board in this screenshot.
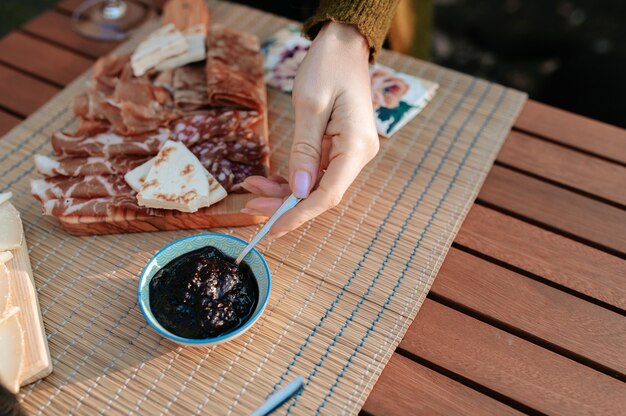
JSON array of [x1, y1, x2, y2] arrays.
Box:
[[7, 235, 53, 387]]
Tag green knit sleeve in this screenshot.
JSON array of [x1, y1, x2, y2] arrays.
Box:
[[303, 0, 400, 62]]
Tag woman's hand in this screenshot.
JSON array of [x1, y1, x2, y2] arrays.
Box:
[[241, 22, 379, 238]]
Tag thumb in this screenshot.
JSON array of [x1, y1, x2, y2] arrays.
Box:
[[289, 102, 329, 199]]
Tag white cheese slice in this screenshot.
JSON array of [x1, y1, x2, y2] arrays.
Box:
[[131, 23, 188, 77], [124, 158, 155, 192], [0, 192, 12, 206], [155, 25, 206, 71], [0, 307, 24, 394], [207, 171, 227, 206], [0, 202, 23, 251], [0, 251, 12, 265], [0, 264, 10, 317], [137, 140, 210, 212]]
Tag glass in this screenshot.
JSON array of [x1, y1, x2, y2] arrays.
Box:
[[72, 0, 153, 41]]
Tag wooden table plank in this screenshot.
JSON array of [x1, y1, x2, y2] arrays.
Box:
[[363, 354, 523, 416], [515, 100, 626, 165], [0, 32, 93, 87], [0, 110, 22, 137], [455, 205, 626, 311], [498, 130, 626, 207], [0, 65, 60, 117], [433, 248, 626, 376], [401, 300, 626, 415], [22, 11, 119, 59], [478, 165, 626, 255]]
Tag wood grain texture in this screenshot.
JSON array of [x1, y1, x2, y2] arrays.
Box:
[[478, 165, 626, 254], [455, 205, 626, 310], [401, 300, 626, 415], [515, 100, 626, 164], [0, 65, 59, 117], [497, 130, 626, 206], [5, 234, 52, 387], [363, 353, 523, 416], [22, 11, 120, 58], [0, 110, 21, 136], [433, 248, 626, 375], [0, 32, 93, 86]]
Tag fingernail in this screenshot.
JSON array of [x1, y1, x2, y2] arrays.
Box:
[[293, 171, 311, 199]]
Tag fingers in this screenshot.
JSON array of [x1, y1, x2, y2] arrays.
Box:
[[241, 196, 284, 217], [241, 176, 290, 198], [289, 93, 332, 198], [267, 150, 364, 238]]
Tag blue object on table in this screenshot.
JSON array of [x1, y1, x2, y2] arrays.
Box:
[[250, 376, 304, 416]]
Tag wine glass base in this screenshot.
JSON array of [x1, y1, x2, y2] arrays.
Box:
[[73, 0, 152, 41]]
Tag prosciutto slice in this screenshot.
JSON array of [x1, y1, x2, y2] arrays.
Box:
[[31, 175, 133, 202], [52, 128, 169, 157], [205, 25, 266, 110], [34, 155, 149, 177], [42, 196, 162, 217]]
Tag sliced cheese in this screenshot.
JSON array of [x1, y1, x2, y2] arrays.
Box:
[[155, 25, 206, 71], [207, 171, 227, 206], [0, 307, 24, 394], [0, 192, 12, 206], [0, 263, 10, 316], [0, 251, 12, 265], [137, 140, 210, 212], [131, 23, 188, 76], [127, 153, 228, 206], [124, 158, 155, 192], [0, 202, 23, 251]]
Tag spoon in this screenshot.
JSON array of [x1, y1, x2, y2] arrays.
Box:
[[235, 194, 301, 265]]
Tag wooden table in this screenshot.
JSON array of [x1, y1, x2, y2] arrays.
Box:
[[1, 1, 625, 414]]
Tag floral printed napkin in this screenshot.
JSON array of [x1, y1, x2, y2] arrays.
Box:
[[261, 25, 439, 137]]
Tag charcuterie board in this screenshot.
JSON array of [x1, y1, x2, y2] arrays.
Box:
[[59, 189, 266, 235], [31, 0, 272, 236]]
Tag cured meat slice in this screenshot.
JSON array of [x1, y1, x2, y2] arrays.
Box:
[[172, 64, 209, 111], [190, 136, 267, 165], [171, 110, 263, 147], [34, 155, 149, 177], [200, 157, 267, 192], [205, 25, 266, 110], [51, 128, 169, 157], [31, 175, 133, 202], [42, 196, 163, 217]]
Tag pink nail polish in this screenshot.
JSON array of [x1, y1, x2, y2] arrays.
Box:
[[293, 171, 311, 198]]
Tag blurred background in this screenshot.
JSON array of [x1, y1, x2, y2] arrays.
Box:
[[1, 0, 624, 127]]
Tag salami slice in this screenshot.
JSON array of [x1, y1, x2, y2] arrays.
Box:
[[31, 175, 132, 202], [205, 25, 266, 110], [51, 128, 169, 157], [34, 155, 149, 177]]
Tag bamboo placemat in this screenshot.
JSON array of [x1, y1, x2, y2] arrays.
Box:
[[1, 2, 526, 414]]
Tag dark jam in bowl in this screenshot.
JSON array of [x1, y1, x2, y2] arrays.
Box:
[[149, 246, 259, 339]]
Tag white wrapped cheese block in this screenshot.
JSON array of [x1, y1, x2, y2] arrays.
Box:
[[131, 24, 188, 76], [0, 307, 24, 393], [0, 201, 23, 250], [0, 263, 11, 316], [137, 140, 210, 212], [0, 192, 11, 206]]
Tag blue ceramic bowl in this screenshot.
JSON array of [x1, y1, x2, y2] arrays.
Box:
[[138, 233, 271, 346]]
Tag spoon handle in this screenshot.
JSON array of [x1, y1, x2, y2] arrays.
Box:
[[236, 194, 301, 265]]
